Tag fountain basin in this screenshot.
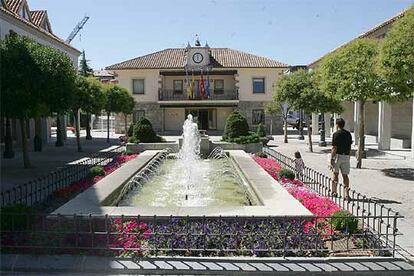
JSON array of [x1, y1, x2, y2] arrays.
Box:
[[53, 150, 313, 218]]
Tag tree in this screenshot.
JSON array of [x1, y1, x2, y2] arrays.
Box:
[[115, 87, 135, 135], [265, 101, 284, 141], [78, 50, 97, 139], [379, 6, 414, 101], [223, 111, 250, 140], [72, 76, 105, 151], [104, 84, 127, 143], [319, 39, 385, 168], [272, 75, 294, 143], [0, 35, 43, 167]]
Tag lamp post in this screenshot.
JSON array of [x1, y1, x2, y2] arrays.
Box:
[[298, 110, 304, 140], [319, 112, 327, 146]]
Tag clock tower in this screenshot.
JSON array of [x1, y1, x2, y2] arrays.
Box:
[[185, 40, 211, 70]]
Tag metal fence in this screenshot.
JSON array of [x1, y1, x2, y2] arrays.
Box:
[[263, 146, 402, 256], [0, 146, 124, 208], [0, 213, 399, 257]]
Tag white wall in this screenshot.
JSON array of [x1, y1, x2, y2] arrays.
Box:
[[365, 101, 379, 135], [164, 108, 185, 131], [114, 69, 160, 102], [237, 68, 284, 102], [217, 107, 234, 130], [0, 13, 79, 66], [391, 100, 413, 139], [163, 75, 235, 91]]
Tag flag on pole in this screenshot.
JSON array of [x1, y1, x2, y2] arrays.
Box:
[[188, 71, 195, 99], [206, 72, 211, 98], [199, 70, 206, 99]]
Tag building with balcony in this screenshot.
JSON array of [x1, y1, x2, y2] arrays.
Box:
[[106, 43, 289, 134]]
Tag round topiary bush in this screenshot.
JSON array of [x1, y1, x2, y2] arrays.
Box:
[[330, 210, 359, 233], [89, 166, 105, 178], [133, 117, 161, 143], [127, 123, 134, 137], [223, 111, 250, 140]]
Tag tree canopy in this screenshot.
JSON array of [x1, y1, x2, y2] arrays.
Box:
[[379, 6, 414, 101], [73, 76, 106, 114], [104, 84, 130, 113]]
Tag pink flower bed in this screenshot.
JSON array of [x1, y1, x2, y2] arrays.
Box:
[[254, 156, 342, 235], [53, 154, 138, 199]]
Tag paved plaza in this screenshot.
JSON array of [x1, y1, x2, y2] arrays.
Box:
[[267, 130, 414, 261]]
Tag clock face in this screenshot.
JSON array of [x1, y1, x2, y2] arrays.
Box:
[[192, 52, 204, 64]]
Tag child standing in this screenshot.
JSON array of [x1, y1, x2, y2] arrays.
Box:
[[294, 151, 305, 180]]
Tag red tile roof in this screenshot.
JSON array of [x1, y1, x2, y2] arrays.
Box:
[[308, 8, 407, 68], [1, 5, 80, 54], [30, 10, 45, 26], [5, 0, 23, 13], [106, 48, 289, 70]]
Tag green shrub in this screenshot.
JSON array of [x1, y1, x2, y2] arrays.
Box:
[[330, 210, 359, 233], [256, 123, 266, 137], [89, 166, 105, 178], [133, 117, 163, 143], [278, 168, 295, 180], [127, 123, 134, 137], [223, 111, 250, 141], [1, 204, 34, 231], [255, 151, 267, 158], [128, 136, 140, 144], [230, 133, 261, 144]]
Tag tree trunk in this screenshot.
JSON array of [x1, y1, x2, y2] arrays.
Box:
[[107, 112, 110, 143], [284, 118, 288, 143], [33, 117, 42, 152], [19, 118, 31, 168], [3, 117, 15, 158], [74, 110, 82, 152], [124, 113, 128, 135], [86, 112, 92, 140], [306, 114, 313, 152], [356, 101, 365, 168], [55, 114, 64, 147]]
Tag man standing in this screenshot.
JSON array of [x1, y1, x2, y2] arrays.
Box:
[[330, 118, 353, 200]]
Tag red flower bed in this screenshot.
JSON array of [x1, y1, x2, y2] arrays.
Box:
[[53, 154, 138, 200]]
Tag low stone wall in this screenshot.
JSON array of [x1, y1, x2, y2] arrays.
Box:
[[211, 141, 262, 153], [126, 142, 179, 154]]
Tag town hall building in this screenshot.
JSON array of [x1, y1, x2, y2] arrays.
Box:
[[106, 42, 289, 134]]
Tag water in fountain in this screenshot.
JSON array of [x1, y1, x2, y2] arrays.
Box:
[[118, 115, 254, 207]]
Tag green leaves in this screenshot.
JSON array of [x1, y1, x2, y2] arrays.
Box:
[[379, 6, 414, 101], [73, 76, 106, 114], [104, 84, 134, 114]]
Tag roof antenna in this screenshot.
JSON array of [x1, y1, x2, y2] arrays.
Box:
[[195, 34, 201, 46]]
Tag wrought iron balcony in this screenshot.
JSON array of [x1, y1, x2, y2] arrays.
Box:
[[158, 89, 238, 101]]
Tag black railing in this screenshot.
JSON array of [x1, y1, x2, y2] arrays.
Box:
[[0, 146, 124, 208], [263, 147, 402, 256], [158, 89, 238, 101], [0, 214, 399, 257]]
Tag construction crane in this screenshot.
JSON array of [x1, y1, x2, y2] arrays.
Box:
[[66, 16, 90, 43]]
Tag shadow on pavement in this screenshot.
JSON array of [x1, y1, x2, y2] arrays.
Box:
[[381, 168, 414, 181]]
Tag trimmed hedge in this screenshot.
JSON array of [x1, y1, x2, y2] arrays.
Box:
[[278, 168, 295, 180], [330, 210, 359, 233], [132, 117, 163, 143], [256, 123, 266, 137], [223, 111, 250, 141], [89, 166, 105, 178]]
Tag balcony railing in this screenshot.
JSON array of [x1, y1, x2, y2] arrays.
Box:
[[159, 89, 238, 101]]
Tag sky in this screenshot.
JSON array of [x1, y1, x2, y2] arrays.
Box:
[[29, 0, 413, 70]]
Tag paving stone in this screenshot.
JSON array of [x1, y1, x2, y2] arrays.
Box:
[[199, 262, 224, 271], [216, 262, 240, 271], [182, 261, 207, 270], [313, 263, 339, 272], [392, 261, 414, 270], [153, 261, 173, 270], [137, 260, 157, 269], [298, 263, 323, 271], [266, 263, 290, 271], [281, 263, 306, 271], [329, 262, 355, 271], [345, 262, 371, 271], [167, 261, 190, 270], [361, 261, 386, 270], [234, 262, 257, 271], [249, 262, 274, 271], [14, 255, 83, 271], [117, 260, 141, 270], [375, 261, 402, 270]]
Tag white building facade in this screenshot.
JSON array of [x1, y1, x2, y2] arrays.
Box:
[[0, 0, 81, 145], [107, 44, 289, 134], [309, 10, 413, 158]]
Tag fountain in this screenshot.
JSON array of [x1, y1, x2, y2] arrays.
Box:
[[118, 115, 255, 207]]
